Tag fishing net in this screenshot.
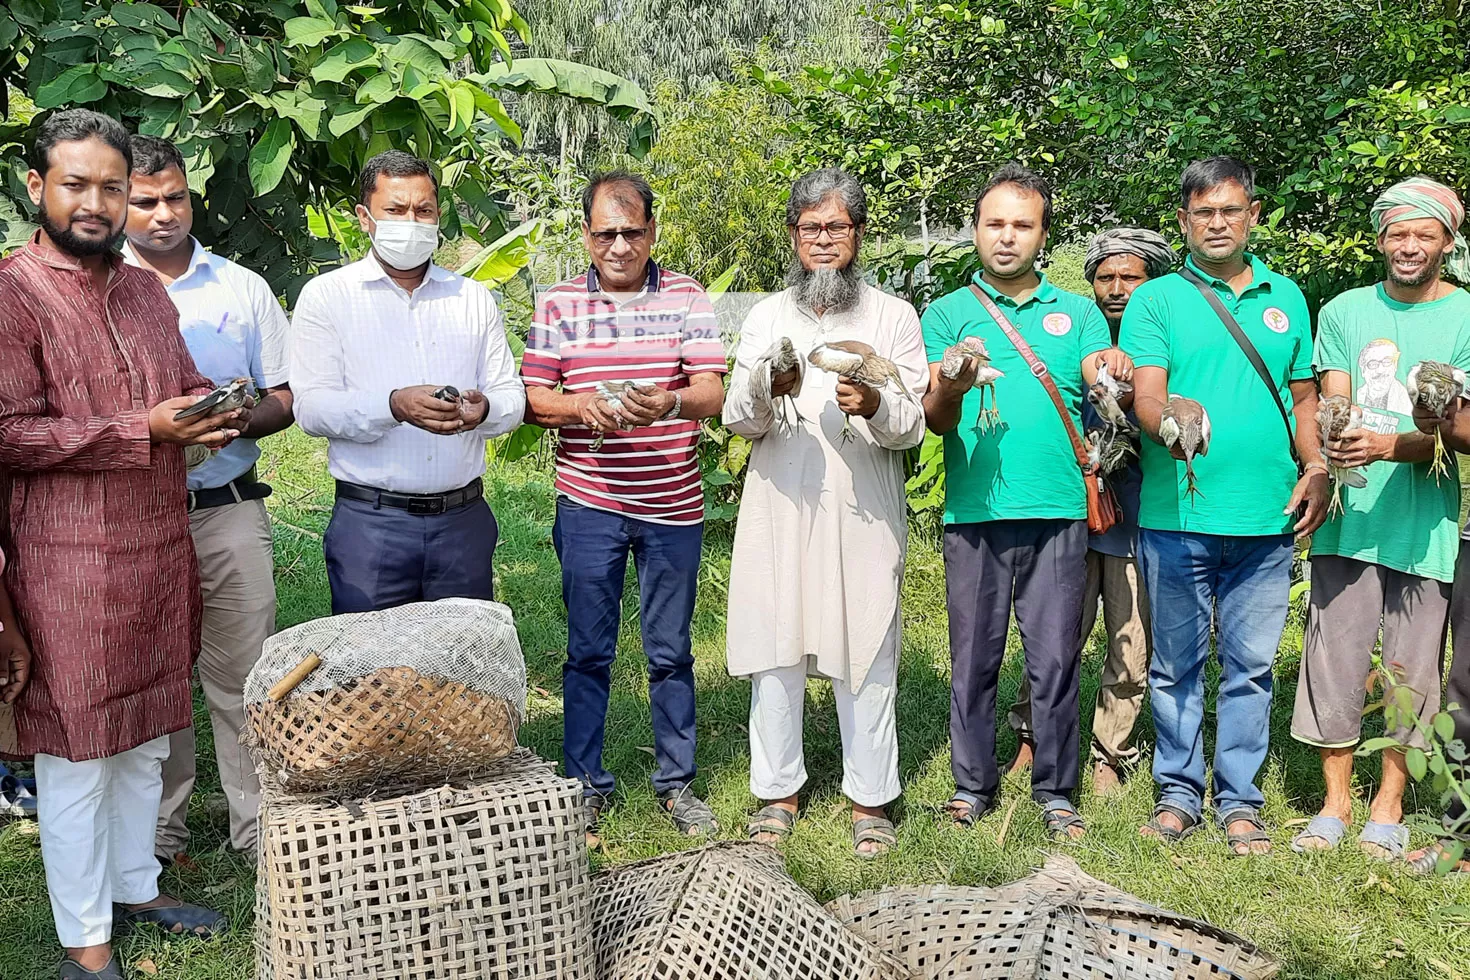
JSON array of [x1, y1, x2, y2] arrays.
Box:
[[243, 598, 526, 796], [828, 855, 1280, 980], [590, 841, 910, 980]]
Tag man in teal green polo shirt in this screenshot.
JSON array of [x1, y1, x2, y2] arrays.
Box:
[[922, 163, 1132, 841], [1120, 156, 1329, 857], [1289, 177, 1470, 862]]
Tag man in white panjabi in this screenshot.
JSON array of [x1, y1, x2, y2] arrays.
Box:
[[724, 168, 928, 858]]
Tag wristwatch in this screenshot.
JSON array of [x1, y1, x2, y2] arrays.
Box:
[[661, 392, 683, 421]]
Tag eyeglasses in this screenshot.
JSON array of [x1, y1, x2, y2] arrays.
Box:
[[589, 227, 649, 247], [793, 221, 855, 241], [1186, 206, 1250, 226]]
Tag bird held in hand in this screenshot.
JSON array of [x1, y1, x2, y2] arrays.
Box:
[[173, 377, 255, 421], [1160, 394, 1210, 502], [1087, 361, 1136, 435], [1087, 424, 1136, 476], [752, 336, 806, 432], [1316, 394, 1367, 517], [940, 336, 1005, 429], [591, 380, 657, 450], [808, 340, 903, 445], [1408, 360, 1467, 480]]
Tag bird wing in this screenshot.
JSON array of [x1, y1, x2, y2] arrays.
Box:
[[1158, 414, 1180, 447], [1407, 363, 1422, 402], [808, 345, 865, 376], [825, 339, 878, 358], [1198, 406, 1212, 451]]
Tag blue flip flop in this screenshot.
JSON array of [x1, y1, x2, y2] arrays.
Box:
[[1290, 814, 1347, 853], [1358, 820, 1410, 861]]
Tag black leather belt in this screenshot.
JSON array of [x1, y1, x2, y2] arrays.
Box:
[[335, 478, 483, 515], [188, 468, 272, 514]]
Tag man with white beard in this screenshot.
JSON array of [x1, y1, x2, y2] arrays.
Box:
[[724, 168, 929, 858]]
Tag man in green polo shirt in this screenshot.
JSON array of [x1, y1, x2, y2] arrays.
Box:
[[1289, 177, 1470, 862], [922, 163, 1132, 841], [1120, 156, 1329, 857]]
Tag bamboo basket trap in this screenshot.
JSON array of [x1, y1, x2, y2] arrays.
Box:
[[243, 598, 527, 796], [255, 749, 591, 980], [827, 855, 1280, 980], [589, 841, 911, 980]]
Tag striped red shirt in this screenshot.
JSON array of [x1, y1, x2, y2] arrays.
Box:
[[522, 262, 727, 525]]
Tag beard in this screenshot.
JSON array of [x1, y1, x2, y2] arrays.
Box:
[[788, 256, 863, 314], [1386, 252, 1441, 288], [38, 200, 123, 258]]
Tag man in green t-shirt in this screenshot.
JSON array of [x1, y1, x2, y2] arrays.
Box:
[[921, 164, 1132, 841], [1119, 156, 1330, 857], [1290, 177, 1470, 861]]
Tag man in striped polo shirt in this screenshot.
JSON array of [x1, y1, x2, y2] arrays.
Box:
[[522, 171, 727, 841]]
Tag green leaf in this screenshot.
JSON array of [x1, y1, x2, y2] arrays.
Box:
[[470, 58, 655, 125], [1347, 140, 1379, 155], [1434, 712, 1457, 742], [381, 36, 451, 75], [456, 218, 544, 288], [707, 264, 740, 295], [355, 70, 396, 104], [470, 87, 520, 143], [283, 16, 341, 48], [241, 41, 278, 90], [270, 90, 328, 139], [312, 38, 378, 83], [1406, 747, 1428, 781], [1356, 736, 1403, 754], [445, 81, 475, 135], [110, 2, 180, 35], [495, 424, 544, 463], [35, 64, 106, 108], [134, 68, 195, 98], [328, 101, 376, 137], [248, 118, 294, 195]]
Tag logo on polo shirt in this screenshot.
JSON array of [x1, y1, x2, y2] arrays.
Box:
[[1042, 313, 1072, 336], [1263, 307, 1290, 333]]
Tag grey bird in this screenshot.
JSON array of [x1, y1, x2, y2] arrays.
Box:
[[173, 377, 255, 421], [1159, 394, 1210, 502], [1087, 361, 1136, 435], [808, 340, 903, 445], [431, 385, 460, 402], [940, 336, 1005, 429], [1087, 424, 1136, 476], [1408, 360, 1467, 480], [751, 336, 806, 432], [592, 380, 656, 451], [1315, 394, 1367, 517]]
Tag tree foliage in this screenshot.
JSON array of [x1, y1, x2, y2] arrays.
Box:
[[767, 0, 1470, 312], [0, 0, 654, 297]]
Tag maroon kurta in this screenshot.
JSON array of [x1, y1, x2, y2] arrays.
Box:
[[0, 236, 212, 761]]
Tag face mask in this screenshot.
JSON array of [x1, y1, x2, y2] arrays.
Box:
[[370, 216, 439, 270]]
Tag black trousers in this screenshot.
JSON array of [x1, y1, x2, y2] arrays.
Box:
[[946, 518, 1088, 805], [1445, 542, 1470, 835]]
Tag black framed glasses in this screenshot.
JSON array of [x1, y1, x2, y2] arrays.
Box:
[[793, 221, 855, 241], [589, 227, 649, 246], [1186, 206, 1250, 226]]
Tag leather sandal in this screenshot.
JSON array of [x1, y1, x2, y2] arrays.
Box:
[[747, 804, 796, 844], [1141, 802, 1201, 843], [852, 815, 897, 860], [58, 956, 124, 980], [113, 899, 227, 940]]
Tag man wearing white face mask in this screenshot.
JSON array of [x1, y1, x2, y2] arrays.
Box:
[[290, 151, 525, 613]]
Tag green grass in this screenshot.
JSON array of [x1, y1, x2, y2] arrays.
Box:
[[3, 426, 1469, 979]]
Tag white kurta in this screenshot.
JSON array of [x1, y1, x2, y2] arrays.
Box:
[[724, 284, 929, 690]]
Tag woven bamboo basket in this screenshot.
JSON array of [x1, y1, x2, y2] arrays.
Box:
[[255, 749, 591, 980], [245, 664, 519, 795], [828, 856, 1279, 980], [590, 841, 911, 980]]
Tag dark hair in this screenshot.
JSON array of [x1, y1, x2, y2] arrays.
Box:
[[129, 135, 186, 178], [973, 163, 1053, 230], [358, 150, 437, 203], [582, 170, 654, 224], [1180, 156, 1255, 209], [30, 109, 132, 176], [786, 168, 868, 228]]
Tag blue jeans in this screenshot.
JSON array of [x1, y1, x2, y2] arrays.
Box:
[[552, 497, 702, 799], [1137, 530, 1292, 820]]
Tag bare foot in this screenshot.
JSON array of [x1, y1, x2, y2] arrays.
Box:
[[1007, 738, 1035, 775], [1092, 762, 1122, 797]]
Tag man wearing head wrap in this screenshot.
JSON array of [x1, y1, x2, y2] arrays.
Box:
[[1008, 227, 1173, 796], [1290, 176, 1470, 862]]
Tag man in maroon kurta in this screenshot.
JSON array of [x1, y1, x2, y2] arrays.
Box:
[[0, 110, 240, 980]]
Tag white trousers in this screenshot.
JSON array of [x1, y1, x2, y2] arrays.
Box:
[[35, 735, 169, 947], [748, 652, 900, 807]]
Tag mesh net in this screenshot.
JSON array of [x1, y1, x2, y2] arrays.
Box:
[[243, 598, 527, 796]]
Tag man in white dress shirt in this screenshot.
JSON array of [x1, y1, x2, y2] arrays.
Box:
[[290, 151, 525, 613], [123, 135, 293, 864]]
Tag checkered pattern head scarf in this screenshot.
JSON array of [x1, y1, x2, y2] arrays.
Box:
[[1083, 227, 1176, 282], [1370, 176, 1470, 282]]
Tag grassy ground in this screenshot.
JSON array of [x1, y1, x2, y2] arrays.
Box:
[[2, 426, 1469, 979]]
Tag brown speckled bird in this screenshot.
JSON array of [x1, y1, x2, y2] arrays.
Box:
[[173, 377, 255, 421], [1160, 394, 1210, 502], [940, 336, 1005, 429], [808, 340, 903, 444], [1316, 394, 1367, 517], [1408, 360, 1467, 480]]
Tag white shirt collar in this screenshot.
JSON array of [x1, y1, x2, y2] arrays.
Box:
[[120, 237, 213, 288], [354, 252, 455, 286]]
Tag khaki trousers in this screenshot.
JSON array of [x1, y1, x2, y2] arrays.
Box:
[[1008, 550, 1152, 766], [156, 498, 274, 856]]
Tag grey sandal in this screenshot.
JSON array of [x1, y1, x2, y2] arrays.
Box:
[[1142, 802, 1201, 843], [852, 816, 897, 860], [1220, 807, 1271, 857], [946, 791, 992, 829], [747, 804, 796, 843], [660, 786, 719, 836], [1290, 814, 1348, 853], [1407, 839, 1470, 875], [1358, 820, 1410, 861], [1041, 799, 1086, 841], [58, 956, 124, 980], [114, 899, 227, 939]]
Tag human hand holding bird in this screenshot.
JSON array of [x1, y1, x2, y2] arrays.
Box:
[[808, 340, 902, 445], [1315, 394, 1369, 518], [1408, 359, 1467, 480], [751, 337, 806, 431], [939, 337, 1005, 429]]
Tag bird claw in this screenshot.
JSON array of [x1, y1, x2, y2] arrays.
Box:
[[1431, 431, 1451, 484]]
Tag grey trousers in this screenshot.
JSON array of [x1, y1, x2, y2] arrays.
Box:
[[946, 518, 1088, 804], [1291, 554, 1450, 751]]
